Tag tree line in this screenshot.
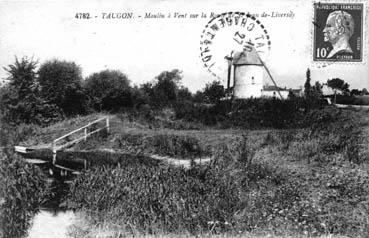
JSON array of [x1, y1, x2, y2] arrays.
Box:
[[1, 58, 366, 127], [304, 68, 368, 97], [0, 57, 226, 125]]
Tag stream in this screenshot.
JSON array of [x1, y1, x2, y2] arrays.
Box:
[[26, 209, 76, 238], [24, 167, 77, 238], [16, 150, 204, 238]]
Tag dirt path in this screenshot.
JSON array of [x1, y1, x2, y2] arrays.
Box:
[[149, 154, 212, 168]]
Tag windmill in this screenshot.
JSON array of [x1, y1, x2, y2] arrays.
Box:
[[225, 44, 282, 99]]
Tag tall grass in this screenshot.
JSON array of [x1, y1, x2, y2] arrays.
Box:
[[65, 107, 369, 237], [66, 161, 239, 234], [114, 133, 211, 159], [75, 132, 212, 159], [0, 149, 49, 238]]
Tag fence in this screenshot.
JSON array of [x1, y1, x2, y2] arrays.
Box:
[[52, 117, 109, 165]]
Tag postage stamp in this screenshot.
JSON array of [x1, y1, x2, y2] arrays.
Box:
[[200, 12, 271, 80], [313, 2, 364, 62]]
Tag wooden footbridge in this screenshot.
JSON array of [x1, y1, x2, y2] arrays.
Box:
[[14, 117, 110, 175], [14, 115, 212, 176]]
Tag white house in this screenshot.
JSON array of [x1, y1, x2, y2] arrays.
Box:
[[321, 83, 344, 96]]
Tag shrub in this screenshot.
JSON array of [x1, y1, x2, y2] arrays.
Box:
[[203, 80, 225, 103], [174, 98, 308, 129]]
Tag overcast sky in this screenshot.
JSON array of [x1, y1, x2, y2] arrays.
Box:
[[0, 0, 368, 91]]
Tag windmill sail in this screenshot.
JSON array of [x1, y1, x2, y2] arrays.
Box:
[[255, 54, 283, 99]]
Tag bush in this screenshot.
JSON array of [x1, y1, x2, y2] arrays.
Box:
[[203, 80, 225, 103], [174, 97, 327, 129]]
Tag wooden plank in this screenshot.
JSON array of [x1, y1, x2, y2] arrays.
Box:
[[56, 137, 85, 150], [54, 164, 80, 172], [14, 146, 28, 153], [85, 127, 105, 137], [56, 126, 107, 150], [28, 144, 51, 150], [24, 158, 48, 164]]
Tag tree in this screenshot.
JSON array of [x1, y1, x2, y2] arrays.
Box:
[[327, 78, 350, 104], [142, 69, 182, 107], [177, 87, 193, 102], [351, 89, 361, 96], [304, 68, 311, 97], [310, 81, 323, 99], [84, 70, 132, 111], [203, 80, 225, 103], [130, 85, 149, 108], [327, 78, 350, 93], [38, 59, 87, 116], [362, 88, 369, 95], [193, 91, 205, 103], [0, 57, 61, 125]]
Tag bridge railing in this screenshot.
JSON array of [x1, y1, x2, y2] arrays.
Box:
[[52, 117, 109, 164]]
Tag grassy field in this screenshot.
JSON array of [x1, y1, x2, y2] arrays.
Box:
[[2, 106, 369, 237], [63, 107, 369, 237]]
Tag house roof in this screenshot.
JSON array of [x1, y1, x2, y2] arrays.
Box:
[[232, 46, 263, 66], [262, 85, 302, 92], [263, 85, 285, 91]]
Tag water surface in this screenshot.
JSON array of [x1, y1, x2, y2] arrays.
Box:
[[27, 209, 76, 238]]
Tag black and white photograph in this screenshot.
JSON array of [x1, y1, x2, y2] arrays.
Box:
[[0, 0, 369, 237]]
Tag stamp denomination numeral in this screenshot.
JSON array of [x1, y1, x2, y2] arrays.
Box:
[[316, 48, 328, 58]]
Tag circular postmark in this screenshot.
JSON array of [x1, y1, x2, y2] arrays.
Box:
[[200, 12, 271, 81]]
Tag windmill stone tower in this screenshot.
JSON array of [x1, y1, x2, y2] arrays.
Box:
[[232, 46, 264, 98]]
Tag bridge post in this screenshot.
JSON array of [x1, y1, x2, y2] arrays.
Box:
[[84, 126, 87, 141], [52, 141, 57, 165], [106, 117, 110, 133]]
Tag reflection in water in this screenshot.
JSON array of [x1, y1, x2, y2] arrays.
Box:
[[25, 169, 76, 238], [27, 210, 75, 238]]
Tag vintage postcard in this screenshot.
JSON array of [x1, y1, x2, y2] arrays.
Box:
[[1, 0, 369, 237]]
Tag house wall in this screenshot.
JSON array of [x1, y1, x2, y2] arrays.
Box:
[[261, 90, 289, 99]]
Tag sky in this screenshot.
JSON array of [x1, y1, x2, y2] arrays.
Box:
[[0, 0, 368, 92]]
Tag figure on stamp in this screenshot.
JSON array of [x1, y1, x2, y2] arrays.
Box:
[[322, 10, 355, 59]]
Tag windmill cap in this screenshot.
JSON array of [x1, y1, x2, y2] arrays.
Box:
[[232, 46, 263, 66]]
